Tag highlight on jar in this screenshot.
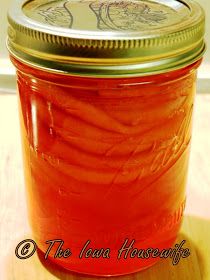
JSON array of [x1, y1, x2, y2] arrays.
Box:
[[7, 0, 206, 277]]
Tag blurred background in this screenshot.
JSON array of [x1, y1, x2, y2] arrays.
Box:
[[0, 0, 210, 92]]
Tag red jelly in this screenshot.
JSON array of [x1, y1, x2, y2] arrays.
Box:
[[8, 0, 205, 276]]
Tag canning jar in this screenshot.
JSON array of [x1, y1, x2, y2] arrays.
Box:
[[7, 0, 205, 276]]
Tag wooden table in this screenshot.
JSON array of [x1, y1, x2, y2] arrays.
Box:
[[0, 93, 210, 280]]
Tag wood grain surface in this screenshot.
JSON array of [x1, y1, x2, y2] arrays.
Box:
[[0, 93, 210, 280]]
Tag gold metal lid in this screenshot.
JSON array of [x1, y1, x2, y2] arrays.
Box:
[[7, 0, 205, 77]]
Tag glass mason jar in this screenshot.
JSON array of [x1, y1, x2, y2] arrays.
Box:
[[7, 0, 205, 276]]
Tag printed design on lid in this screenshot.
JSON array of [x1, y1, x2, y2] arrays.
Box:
[[89, 1, 168, 31], [23, 0, 172, 31], [36, 1, 73, 28]]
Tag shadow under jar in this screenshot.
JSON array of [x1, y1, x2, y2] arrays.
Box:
[[7, 0, 205, 276]]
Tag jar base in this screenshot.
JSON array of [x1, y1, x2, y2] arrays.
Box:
[[37, 248, 160, 277]]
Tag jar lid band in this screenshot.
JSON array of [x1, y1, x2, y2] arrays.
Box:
[[7, 0, 206, 77]]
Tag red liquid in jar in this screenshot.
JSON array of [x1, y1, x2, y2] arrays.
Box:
[[13, 57, 200, 276]]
